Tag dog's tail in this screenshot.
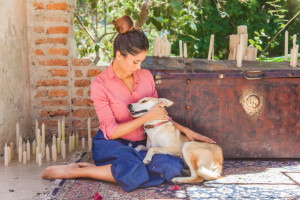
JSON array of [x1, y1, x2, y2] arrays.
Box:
[[197, 165, 222, 180]]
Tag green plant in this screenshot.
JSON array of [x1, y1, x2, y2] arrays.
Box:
[[249, 29, 270, 52], [74, 0, 300, 64]]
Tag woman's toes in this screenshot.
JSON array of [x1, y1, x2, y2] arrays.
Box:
[[41, 165, 71, 179]]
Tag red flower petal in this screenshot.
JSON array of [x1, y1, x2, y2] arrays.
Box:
[[171, 184, 179, 191], [94, 192, 103, 200]]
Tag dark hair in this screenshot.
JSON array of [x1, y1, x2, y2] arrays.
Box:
[[113, 15, 149, 58]]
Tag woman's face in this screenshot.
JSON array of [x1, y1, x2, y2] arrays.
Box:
[[116, 50, 147, 75]]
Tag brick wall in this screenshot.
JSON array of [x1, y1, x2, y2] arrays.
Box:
[[27, 0, 106, 138], [70, 59, 105, 137]]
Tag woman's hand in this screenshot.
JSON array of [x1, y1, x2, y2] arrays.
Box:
[[144, 102, 168, 121], [171, 120, 216, 144], [184, 128, 216, 143]]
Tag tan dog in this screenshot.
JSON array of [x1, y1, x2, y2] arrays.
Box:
[[128, 97, 223, 183]]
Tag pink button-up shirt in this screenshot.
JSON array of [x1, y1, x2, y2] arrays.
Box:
[[90, 63, 158, 141]]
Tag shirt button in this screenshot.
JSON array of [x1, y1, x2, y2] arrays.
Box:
[[160, 174, 164, 178], [128, 143, 132, 147], [152, 166, 156, 169]]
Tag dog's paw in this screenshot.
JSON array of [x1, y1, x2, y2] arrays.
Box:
[[143, 158, 151, 166], [135, 145, 147, 151], [170, 177, 182, 184]]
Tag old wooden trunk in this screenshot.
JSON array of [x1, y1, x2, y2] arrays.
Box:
[[142, 57, 300, 158]]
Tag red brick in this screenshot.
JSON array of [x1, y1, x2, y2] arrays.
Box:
[[49, 69, 69, 77], [73, 120, 81, 128], [46, 3, 68, 10], [89, 109, 96, 117], [49, 109, 69, 117], [83, 99, 93, 107], [76, 89, 83, 96], [35, 49, 44, 56], [40, 110, 48, 117], [72, 59, 92, 66], [33, 2, 44, 10], [75, 70, 82, 77], [48, 90, 68, 97], [39, 59, 68, 66], [33, 27, 44, 33], [78, 129, 97, 137], [73, 109, 96, 118], [36, 80, 68, 87], [87, 69, 102, 77], [47, 27, 69, 34], [74, 80, 90, 87], [35, 38, 67, 45], [72, 98, 82, 106], [91, 130, 98, 136], [73, 109, 89, 117], [40, 100, 68, 106], [48, 48, 69, 56], [91, 119, 99, 128], [35, 90, 48, 98]]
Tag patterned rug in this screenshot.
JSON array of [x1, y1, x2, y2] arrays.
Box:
[[35, 152, 300, 200]]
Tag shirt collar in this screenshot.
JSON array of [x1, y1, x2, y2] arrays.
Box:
[[133, 71, 139, 83]]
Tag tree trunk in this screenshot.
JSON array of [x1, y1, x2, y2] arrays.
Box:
[[94, 50, 100, 65]]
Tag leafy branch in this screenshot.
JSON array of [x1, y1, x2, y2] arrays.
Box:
[[259, 10, 300, 57], [75, 14, 96, 43]]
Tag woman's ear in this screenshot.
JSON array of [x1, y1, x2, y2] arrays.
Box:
[[158, 98, 174, 107], [116, 51, 122, 61]]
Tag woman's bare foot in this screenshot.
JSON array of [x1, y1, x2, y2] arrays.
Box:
[[76, 162, 96, 168], [41, 163, 79, 179]]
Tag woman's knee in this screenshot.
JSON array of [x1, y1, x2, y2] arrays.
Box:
[[111, 147, 149, 192], [92, 139, 124, 164]]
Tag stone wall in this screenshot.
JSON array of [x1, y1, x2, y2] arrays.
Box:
[[0, 0, 31, 153]]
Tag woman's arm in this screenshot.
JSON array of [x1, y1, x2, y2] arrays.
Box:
[[111, 102, 168, 139], [171, 120, 216, 143]]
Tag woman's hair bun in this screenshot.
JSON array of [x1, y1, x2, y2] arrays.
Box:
[[113, 15, 134, 34]]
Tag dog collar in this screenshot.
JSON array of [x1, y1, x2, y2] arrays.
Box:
[[144, 117, 172, 129]]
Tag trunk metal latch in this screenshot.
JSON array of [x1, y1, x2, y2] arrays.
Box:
[[244, 71, 264, 80]]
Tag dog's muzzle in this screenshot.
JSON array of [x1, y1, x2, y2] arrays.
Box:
[[127, 104, 148, 116]]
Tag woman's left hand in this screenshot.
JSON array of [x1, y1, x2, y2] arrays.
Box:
[[184, 129, 216, 143]]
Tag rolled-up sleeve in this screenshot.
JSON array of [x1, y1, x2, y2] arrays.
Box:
[[91, 79, 118, 140]]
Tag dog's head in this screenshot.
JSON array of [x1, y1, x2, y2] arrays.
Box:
[[128, 97, 174, 118]]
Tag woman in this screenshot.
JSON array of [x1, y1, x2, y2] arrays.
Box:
[[41, 15, 215, 192]]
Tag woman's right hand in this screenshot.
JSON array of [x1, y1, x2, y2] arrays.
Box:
[[144, 102, 168, 121]]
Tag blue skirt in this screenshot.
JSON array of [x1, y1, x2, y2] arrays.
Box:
[[92, 129, 184, 192]]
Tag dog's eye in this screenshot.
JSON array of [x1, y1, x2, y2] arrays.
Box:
[[141, 100, 147, 103]]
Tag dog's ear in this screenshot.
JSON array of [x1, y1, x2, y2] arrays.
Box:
[[158, 98, 174, 107]]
